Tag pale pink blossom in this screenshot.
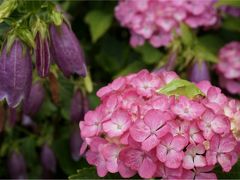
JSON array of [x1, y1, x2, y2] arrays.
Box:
[[171, 96, 205, 121]]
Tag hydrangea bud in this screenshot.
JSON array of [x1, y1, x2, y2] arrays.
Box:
[[35, 32, 51, 77], [70, 127, 83, 161], [23, 81, 45, 116], [41, 144, 56, 173], [7, 151, 27, 179], [0, 39, 32, 108], [188, 61, 210, 83], [70, 89, 89, 123], [49, 22, 87, 77]]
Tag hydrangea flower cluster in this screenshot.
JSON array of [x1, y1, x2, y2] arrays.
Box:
[[115, 0, 218, 47], [80, 69, 240, 179], [216, 42, 240, 94]]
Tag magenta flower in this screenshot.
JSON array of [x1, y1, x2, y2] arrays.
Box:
[[130, 109, 171, 151], [206, 134, 238, 172], [80, 107, 104, 138], [0, 40, 32, 107], [156, 133, 185, 168], [198, 110, 230, 140], [103, 109, 131, 137], [115, 0, 218, 47], [183, 144, 207, 169], [119, 147, 157, 178], [171, 96, 205, 121], [216, 42, 240, 94]]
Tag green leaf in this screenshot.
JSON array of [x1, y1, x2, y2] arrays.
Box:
[[222, 16, 240, 32], [215, 161, 240, 179], [135, 43, 163, 64], [0, 0, 17, 23], [115, 61, 145, 78], [215, 0, 240, 7], [180, 23, 194, 46], [52, 135, 86, 176], [157, 79, 204, 99], [198, 35, 225, 54], [69, 167, 129, 179], [194, 43, 218, 63], [85, 10, 113, 43]]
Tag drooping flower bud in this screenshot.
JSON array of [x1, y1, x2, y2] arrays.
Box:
[[41, 144, 56, 174], [35, 32, 51, 77], [7, 151, 27, 179], [0, 39, 32, 108], [70, 127, 83, 161], [49, 22, 87, 77], [70, 89, 86, 123], [23, 81, 45, 116], [188, 61, 210, 83]]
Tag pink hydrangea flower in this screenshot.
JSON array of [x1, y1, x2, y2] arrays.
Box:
[[156, 133, 186, 168], [171, 96, 205, 121], [206, 134, 238, 172], [130, 109, 171, 151], [216, 41, 240, 94], [115, 0, 218, 47], [80, 69, 240, 179]]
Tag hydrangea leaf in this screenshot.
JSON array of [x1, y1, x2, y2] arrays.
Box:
[[215, 0, 240, 7], [85, 10, 113, 43], [135, 43, 163, 64], [157, 79, 204, 99]]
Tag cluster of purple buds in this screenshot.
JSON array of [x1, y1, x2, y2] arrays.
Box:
[[7, 151, 27, 179], [0, 9, 86, 108]]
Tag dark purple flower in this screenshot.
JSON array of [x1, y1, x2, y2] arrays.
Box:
[[70, 89, 86, 123], [188, 61, 210, 83], [41, 144, 56, 173], [23, 81, 45, 116], [221, 6, 240, 17], [35, 32, 51, 77], [49, 22, 87, 77], [70, 127, 83, 161], [0, 39, 32, 108], [7, 151, 27, 179]]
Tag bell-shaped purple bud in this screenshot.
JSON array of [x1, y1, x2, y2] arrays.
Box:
[[23, 81, 45, 116], [49, 22, 87, 77], [0, 39, 32, 108], [7, 151, 27, 179], [70, 127, 83, 161], [70, 90, 83, 123], [35, 33, 51, 77], [188, 61, 210, 83], [41, 144, 56, 173]]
